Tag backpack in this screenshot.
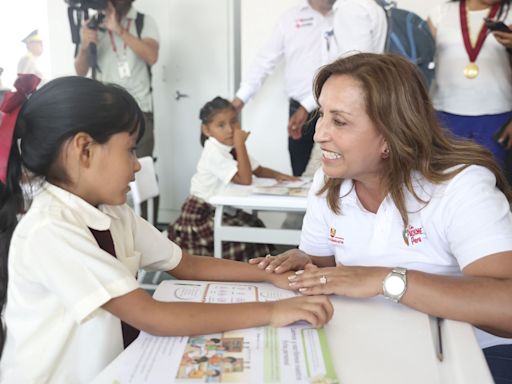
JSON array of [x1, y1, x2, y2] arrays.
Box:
[[135, 12, 153, 92], [376, 1, 436, 87]]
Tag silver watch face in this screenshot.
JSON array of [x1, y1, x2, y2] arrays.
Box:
[[385, 275, 406, 296]]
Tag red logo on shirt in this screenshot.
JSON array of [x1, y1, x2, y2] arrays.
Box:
[[295, 17, 314, 28], [402, 225, 426, 246], [328, 227, 344, 245]]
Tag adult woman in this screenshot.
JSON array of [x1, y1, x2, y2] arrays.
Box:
[[427, 0, 512, 170], [250, 53, 512, 382]]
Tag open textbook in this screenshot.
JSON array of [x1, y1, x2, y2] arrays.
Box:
[[252, 178, 312, 197], [104, 281, 338, 384]]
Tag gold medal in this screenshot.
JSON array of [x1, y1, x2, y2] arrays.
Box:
[[463, 62, 479, 79], [459, 1, 499, 80]]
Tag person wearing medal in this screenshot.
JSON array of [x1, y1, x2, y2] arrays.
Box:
[[427, 0, 512, 172], [249, 53, 512, 384], [74, 0, 159, 159]]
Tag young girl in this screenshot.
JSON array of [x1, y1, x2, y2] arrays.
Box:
[[0, 76, 332, 383], [168, 96, 297, 261]]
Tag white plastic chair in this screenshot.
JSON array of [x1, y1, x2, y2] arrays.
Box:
[[129, 156, 161, 290], [130, 156, 159, 225]]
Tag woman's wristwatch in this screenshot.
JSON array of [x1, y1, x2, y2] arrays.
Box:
[[382, 267, 408, 303]]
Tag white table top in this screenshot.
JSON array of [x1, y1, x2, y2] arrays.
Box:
[[209, 178, 308, 211], [325, 295, 492, 383], [93, 282, 492, 384]]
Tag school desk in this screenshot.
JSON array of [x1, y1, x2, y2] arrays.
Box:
[[208, 179, 308, 258], [92, 281, 493, 384]]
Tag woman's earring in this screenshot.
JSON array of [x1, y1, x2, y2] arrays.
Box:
[[382, 148, 390, 159]]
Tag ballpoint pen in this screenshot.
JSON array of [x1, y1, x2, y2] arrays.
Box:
[[430, 315, 444, 361]]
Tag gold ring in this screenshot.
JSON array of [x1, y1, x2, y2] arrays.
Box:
[[265, 254, 272, 259], [319, 275, 327, 285]]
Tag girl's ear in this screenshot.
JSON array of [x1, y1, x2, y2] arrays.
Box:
[[72, 132, 95, 166], [201, 124, 210, 138]]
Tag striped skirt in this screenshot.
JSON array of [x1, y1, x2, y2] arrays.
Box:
[[168, 195, 272, 261]]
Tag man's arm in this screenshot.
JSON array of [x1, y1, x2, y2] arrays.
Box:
[[74, 24, 97, 76], [104, 4, 159, 65], [235, 19, 285, 106], [119, 31, 159, 65]]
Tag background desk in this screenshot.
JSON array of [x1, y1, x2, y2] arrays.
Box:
[[94, 281, 492, 384], [209, 181, 307, 258]]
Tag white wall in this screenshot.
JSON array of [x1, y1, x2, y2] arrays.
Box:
[[0, 0, 52, 88]]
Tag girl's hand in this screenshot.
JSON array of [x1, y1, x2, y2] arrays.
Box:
[[493, 30, 512, 49], [266, 270, 297, 290], [269, 295, 334, 328], [287, 263, 389, 298], [249, 249, 313, 274], [274, 173, 299, 182], [233, 127, 250, 144]]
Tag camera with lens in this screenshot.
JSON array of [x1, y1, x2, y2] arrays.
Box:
[[65, 0, 108, 11], [65, 0, 107, 29], [65, 0, 109, 78]]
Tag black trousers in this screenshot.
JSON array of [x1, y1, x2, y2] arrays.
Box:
[[483, 344, 512, 384], [288, 99, 317, 176]]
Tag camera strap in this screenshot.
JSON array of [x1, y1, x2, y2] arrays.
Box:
[[107, 18, 132, 56]]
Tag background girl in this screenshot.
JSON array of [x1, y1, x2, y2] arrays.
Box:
[[0, 76, 332, 383], [427, 0, 512, 175], [168, 96, 297, 261]]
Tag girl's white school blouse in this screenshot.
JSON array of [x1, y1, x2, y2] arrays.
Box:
[[1, 182, 182, 383], [190, 137, 260, 201]]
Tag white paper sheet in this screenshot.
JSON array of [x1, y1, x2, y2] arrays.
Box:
[[100, 281, 338, 384]]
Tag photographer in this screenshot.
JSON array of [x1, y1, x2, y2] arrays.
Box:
[[74, 0, 159, 158]]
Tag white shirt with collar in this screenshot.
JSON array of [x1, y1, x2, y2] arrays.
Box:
[[96, 6, 159, 112], [429, 2, 512, 115], [190, 137, 260, 201], [1, 182, 181, 383], [235, 0, 334, 113], [327, 0, 387, 61], [300, 165, 512, 349]]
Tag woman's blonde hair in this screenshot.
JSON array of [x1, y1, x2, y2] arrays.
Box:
[[313, 53, 511, 226]]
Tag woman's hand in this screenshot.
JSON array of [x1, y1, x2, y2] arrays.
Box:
[[493, 30, 512, 49], [266, 270, 297, 290], [249, 249, 313, 274], [496, 119, 512, 150], [287, 263, 389, 298], [269, 295, 334, 328]]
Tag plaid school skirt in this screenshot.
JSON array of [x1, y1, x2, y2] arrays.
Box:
[[168, 195, 272, 261]]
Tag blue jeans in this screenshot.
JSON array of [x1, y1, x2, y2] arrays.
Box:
[[437, 111, 512, 169], [484, 344, 512, 384]]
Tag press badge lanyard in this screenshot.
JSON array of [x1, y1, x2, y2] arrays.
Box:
[[108, 18, 132, 79]]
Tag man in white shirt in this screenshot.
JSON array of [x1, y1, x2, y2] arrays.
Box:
[[331, 0, 386, 57], [74, 0, 159, 159], [302, 0, 387, 178], [232, 0, 336, 177]]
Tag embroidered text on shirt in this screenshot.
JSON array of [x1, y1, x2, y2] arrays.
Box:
[[295, 17, 314, 28], [402, 225, 427, 246]]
